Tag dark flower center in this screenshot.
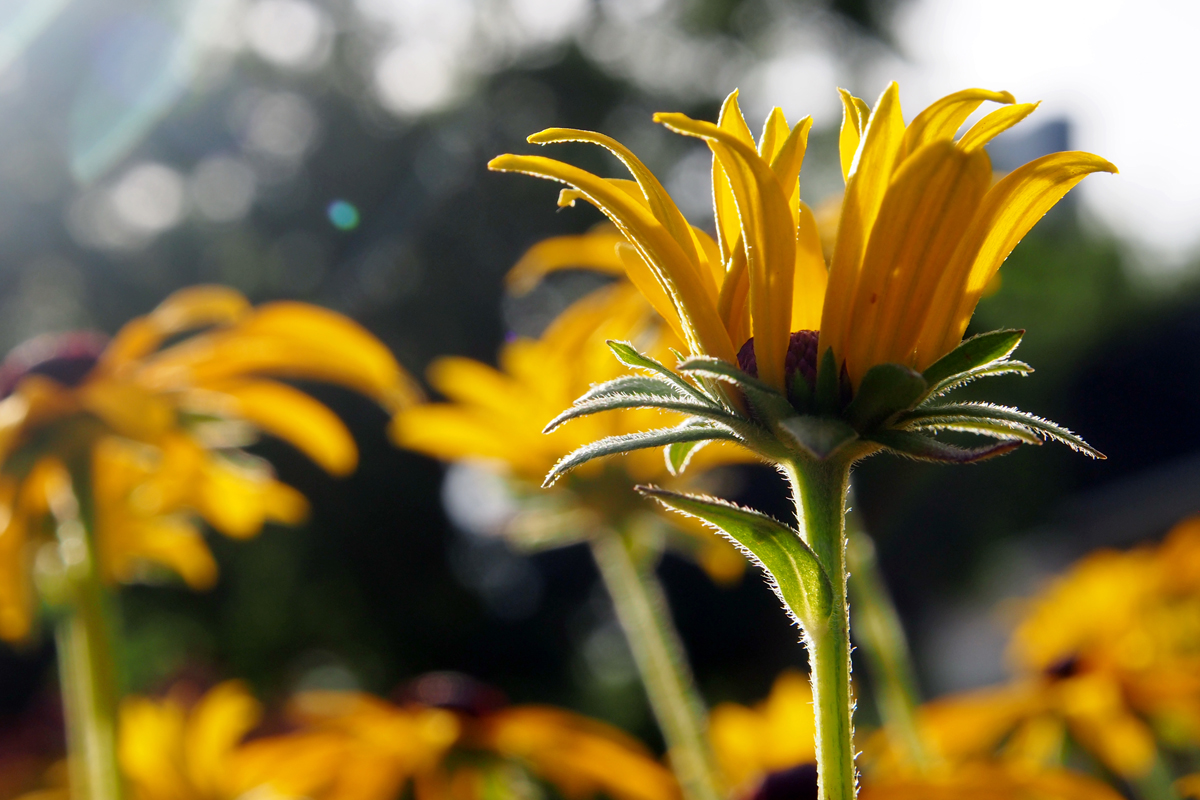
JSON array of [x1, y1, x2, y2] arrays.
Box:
[[749, 763, 817, 800], [0, 331, 109, 399], [1044, 654, 1081, 680], [737, 330, 819, 390], [397, 671, 507, 716]]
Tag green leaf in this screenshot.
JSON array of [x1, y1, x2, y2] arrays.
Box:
[[606, 340, 712, 404], [900, 402, 1104, 458], [637, 486, 833, 628], [579, 375, 687, 403], [778, 416, 858, 460], [543, 427, 741, 487], [923, 361, 1033, 399], [675, 356, 793, 422], [905, 417, 1043, 445], [544, 394, 738, 434], [815, 347, 840, 415], [866, 430, 1021, 463], [843, 363, 927, 431], [921, 329, 1024, 388]]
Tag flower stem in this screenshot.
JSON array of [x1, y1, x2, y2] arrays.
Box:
[[589, 531, 724, 800], [784, 458, 856, 800], [53, 476, 124, 800], [845, 522, 928, 770]]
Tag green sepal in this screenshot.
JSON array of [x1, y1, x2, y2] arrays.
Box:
[[543, 426, 742, 487], [544, 394, 737, 434], [922, 361, 1033, 400], [899, 402, 1103, 458], [778, 416, 858, 461], [637, 486, 833, 629], [866, 430, 1021, 463], [664, 419, 717, 476], [921, 329, 1024, 388], [814, 348, 840, 415], [578, 374, 686, 403], [675, 356, 794, 422], [788, 367, 813, 412], [843, 363, 927, 431], [606, 340, 712, 405]]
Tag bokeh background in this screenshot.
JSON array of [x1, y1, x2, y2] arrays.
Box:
[[1, 0, 1199, 760]]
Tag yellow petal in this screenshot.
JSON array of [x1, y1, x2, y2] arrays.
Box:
[[389, 406, 548, 478], [203, 379, 360, 477], [655, 112, 795, 390], [488, 153, 736, 363], [790, 202, 827, 332], [194, 451, 309, 539], [505, 227, 628, 295], [820, 82, 905, 370], [713, 91, 756, 263], [616, 243, 689, 345], [897, 88, 1015, 163], [770, 116, 814, 210], [184, 681, 264, 797], [758, 107, 790, 161], [527, 128, 713, 300], [916, 151, 1117, 365], [102, 286, 252, 369], [0, 478, 31, 642], [118, 694, 192, 800], [837, 88, 865, 183], [845, 140, 992, 383], [957, 102, 1040, 153]]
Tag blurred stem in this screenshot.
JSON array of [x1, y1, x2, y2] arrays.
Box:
[[844, 519, 929, 771], [1132, 758, 1181, 800], [784, 458, 856, 800], [589, 531, 724, 800], [54, 473, 124, 800]]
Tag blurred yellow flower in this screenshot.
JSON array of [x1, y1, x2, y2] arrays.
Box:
[[708, 669, 815, 793], [390, 274, 750, 581], [490, 85, 1115, 391], [21, 677, 678, 800], [0, 286, 420, 640]]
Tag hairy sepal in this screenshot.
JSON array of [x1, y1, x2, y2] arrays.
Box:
[[899, 402, 1103, 458], [844, 363, 927, 431], [675, 356, 794, 422], [778, 416, 859, 461], [922, 360, 1033, 400], [543, 427, 743, 487], [606, 340, 713, 405], [866, 430, 1022, 463], [921, 329, 1024, 388], [637, 486, 833, 629], [544, 393, 740, 434], [578, 374, 689, 403]]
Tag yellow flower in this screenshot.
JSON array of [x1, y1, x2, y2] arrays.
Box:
[[708, 669, 815, 793], [0, 286, 420, 640], [997, 516, 1200, 775], [490, 84, 1115, 391], [390, 274, 751, 581], [86, 676, 681, 800]]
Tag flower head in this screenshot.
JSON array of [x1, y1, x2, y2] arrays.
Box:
[[0, 286, 420, 640], [490, 85, 1113, 471]]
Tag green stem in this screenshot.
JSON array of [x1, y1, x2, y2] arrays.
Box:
[[589, 532, 724, 800], [844, 522, 928, 770], [784, 458, 856, 800], [52, 479, 124, 800]]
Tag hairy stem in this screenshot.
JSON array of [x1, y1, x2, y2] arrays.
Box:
[[590, 532, 724, 800], [49, 465, 124, 800], [845, 522, 928, 770], [785, 458, 856, 800]]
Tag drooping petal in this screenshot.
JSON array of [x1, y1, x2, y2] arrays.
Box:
[[183, 680, 264, 797], [527, 128, 712, 298], [655, 112, 795, 390], [896, 88, 1015, 163], [957, 102, 1040, 153], [506, 227, 628, 295], [820, 82, 905, 369], [102, 286, 252, 369], [846, 141, 992, 383], [488, 153, 736, 363], [201, 380, 360, 477], [915, 151, 1118, 365]]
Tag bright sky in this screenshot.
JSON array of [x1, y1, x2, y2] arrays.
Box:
[[889, 0, 1200, 270]]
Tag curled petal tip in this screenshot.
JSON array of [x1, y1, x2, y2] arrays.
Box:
[[997, 90, 1016, 104], [487, 155, 513, 171]]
